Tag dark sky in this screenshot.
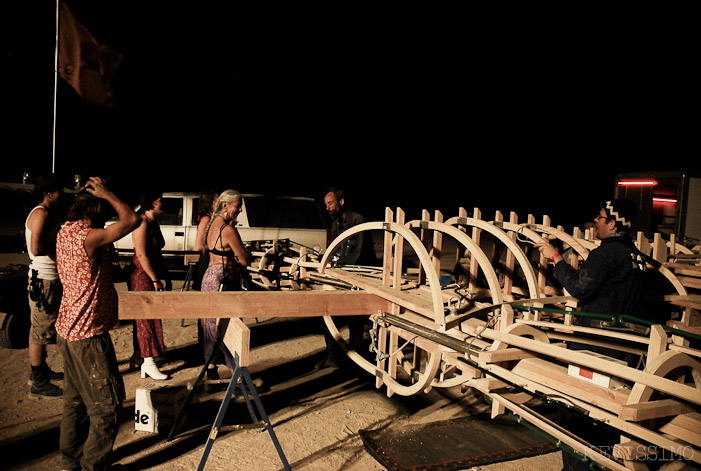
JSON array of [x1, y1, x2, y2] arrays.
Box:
[[2, 2, 697, 230]]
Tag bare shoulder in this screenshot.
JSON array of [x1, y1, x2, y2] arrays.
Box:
[[26, 205, 49, 227]]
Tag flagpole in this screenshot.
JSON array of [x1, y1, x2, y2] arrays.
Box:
[[52, 0, 59, 173]]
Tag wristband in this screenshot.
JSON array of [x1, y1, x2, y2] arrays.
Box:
[[152, 279, 160, 283], [551, 253, 560, 262]]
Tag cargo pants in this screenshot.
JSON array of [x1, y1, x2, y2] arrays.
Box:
[[57, 333, 125, 471]]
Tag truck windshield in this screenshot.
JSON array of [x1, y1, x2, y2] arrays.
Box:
[[244, 196, 326, 229], [158, 197, 183, 225]]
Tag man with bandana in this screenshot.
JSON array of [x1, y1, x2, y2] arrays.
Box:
[[536, 198, 646, 471], [537, 198, 646, 336]]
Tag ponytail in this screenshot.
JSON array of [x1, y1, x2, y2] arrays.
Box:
[[202, 190, 241, 251]]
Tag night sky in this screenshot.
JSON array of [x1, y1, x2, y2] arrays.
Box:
[[2, 3, 697, 230]]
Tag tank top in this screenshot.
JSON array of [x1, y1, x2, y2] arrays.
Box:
[[25, 205, 59, 280]]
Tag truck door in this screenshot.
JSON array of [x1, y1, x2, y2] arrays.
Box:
[[158, 196, 186, 253]]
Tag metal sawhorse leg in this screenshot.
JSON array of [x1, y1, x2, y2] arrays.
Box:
[[180, 261, 197, 326], [167, 338, 291, 471]]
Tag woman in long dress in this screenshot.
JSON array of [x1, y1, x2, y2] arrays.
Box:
[[129, 191, 169, 380], [200, 190, 251, 377]]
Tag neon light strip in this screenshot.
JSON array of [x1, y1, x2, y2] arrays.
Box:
[[653, 197, 677, 204], [617, 180, 658, 186]]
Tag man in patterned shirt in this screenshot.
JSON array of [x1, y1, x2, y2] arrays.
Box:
[[55, 177, 139, 471]]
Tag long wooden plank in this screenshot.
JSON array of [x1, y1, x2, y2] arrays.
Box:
[[658, 412, 701, 447], [325, 268, 437, 320], [486, 391, 628, 471], [483, 361, 700, 465], [118, 290, 391, 319], [665, 262, 701, 277], [619, 399, 695, 422], [462, 319, 701, 405], [510, 357, 630, 414], [675, 276, 701, 290]]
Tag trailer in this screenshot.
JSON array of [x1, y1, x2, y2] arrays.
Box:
[[615, 170, 701, 247]]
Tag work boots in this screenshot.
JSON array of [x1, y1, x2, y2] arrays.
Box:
[[28, 365, 63, 384], [29, 365, 63, 399]]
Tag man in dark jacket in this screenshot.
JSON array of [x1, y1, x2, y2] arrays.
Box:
[[318, 188, 376, 368], [537, 198, 646, 340], [325, 187, 375, 267], [536, 198, 646, 471]]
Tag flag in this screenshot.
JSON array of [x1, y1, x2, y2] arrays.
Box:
[[58, 2, 123, 108]]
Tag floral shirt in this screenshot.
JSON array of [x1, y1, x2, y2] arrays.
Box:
[[55, 220, 118, 341]]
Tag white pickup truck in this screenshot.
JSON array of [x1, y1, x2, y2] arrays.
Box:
[[112, 192, 328, 263]]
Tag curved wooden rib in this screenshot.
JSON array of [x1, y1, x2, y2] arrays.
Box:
[[405, 219, 504, 306], [532, 224, 593, 261], [656, 265, 688, 296], [444, 216, 542, 299], [319, 221, 447, 396], [319, 221, 444, 324]]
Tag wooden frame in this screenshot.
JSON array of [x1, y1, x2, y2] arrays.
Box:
[[118, 205, 701, 471]]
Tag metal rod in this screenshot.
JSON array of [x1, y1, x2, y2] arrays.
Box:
[[378, 312, 482, 355]]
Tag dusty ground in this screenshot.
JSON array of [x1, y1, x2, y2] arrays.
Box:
[[0, 275, 562, 471]]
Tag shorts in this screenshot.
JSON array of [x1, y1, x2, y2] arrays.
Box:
[[27, 277, 62, 345]]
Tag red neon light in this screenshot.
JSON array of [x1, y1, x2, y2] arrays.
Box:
[[617, 180, 658, 186], [653, 197, 677, 204]]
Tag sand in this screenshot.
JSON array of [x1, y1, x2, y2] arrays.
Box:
[[0, 278, 562, 471]]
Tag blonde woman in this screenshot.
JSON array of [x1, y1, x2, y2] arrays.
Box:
[[200, 190, 251, 376]]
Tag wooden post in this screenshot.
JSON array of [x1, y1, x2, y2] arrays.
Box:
[[432, 210, 443, 282]]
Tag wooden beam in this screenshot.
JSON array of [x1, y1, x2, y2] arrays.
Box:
[[219, 318, 250, 368], [510, 357, 630, 414], [478, 348, 537, 363], [463, 319, 701, 405], [618, 398, 695, 422], [658, 412, 701, 447], [660, 294, 701, 311], [118, 290, 391, 320], [325, 268, 436, 319]]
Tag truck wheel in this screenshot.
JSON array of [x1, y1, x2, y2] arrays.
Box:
[[0, 313, 29, 349]]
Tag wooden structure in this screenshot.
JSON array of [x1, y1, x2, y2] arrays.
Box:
[[119, 206, 701, 471]]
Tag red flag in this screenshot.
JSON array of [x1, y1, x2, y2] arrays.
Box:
[[58, 2, 123, 108]]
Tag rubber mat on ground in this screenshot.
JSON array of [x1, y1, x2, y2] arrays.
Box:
[[359, 415, 557, 471]]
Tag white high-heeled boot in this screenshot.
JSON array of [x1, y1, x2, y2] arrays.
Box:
[[141, 357, 168, 380]]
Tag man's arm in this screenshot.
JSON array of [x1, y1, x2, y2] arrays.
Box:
[[536, 241, 609, 300], [552, 251, 611, 301], [83, 177, 140, 259]]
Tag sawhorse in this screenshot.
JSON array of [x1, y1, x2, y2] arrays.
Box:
[[167, 319, 291, 471]]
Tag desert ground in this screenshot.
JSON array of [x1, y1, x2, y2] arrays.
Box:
[[0, 263, 563, 471]]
